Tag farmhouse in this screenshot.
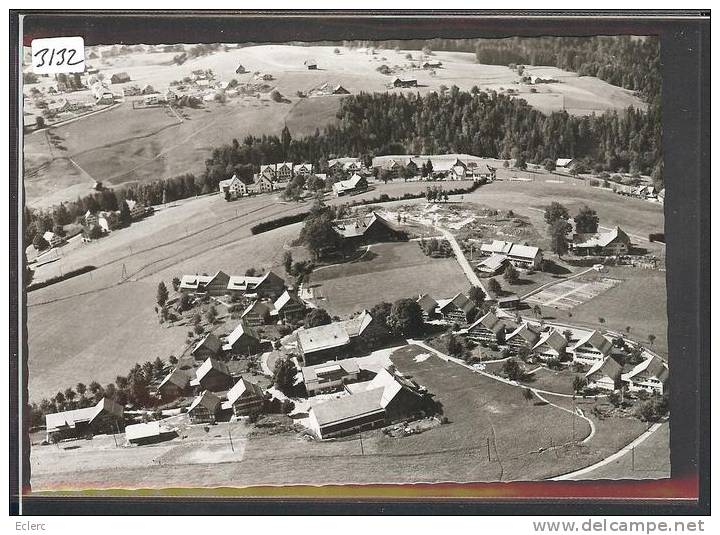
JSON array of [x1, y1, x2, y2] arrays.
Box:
[[302, 358, 361, 395], [297, 310, 388, 365], [328, 157, 364, 173], [506, 322, 541, 351], [110, 72, 131, 84], [191, 333, 222, 361], [429, 158, 468, 180], [221, 378, 266, 416], [273, 290, 307, 322], [556, 158, 574, 168], [333, 211, 402, 246], [304, 59, 318, 70], [157, 368, 192, 401], [125, 421, 177, 446], [479, 240, 543, 270], [188, 390, 222, 424], [42, 231, 65, 248], [125, 199, 147, 220], [259, 164, 276, 179], [416, 293, 439, 320], [276, 162, 294, 181], [392, 77, 418, 88], [179, 270, 230, 296], [222, 320, 263, 356], [332, 173, 368, 196], [436, 293, 476, 324], [219, 174, 248, 198], [570, 330, 612, 364], [585, 357, 623, 391], [308, 368, 429, 439], [240, 300, 274, 326], [293, 163, 313, 176], [423, 61, 443, 69], [45, 398, 124, 442], [465, 311, 506, 343], [192, 357, 234, 392], [476, 253, 508, 275], [622, 354, 669, 395], [332, 85, 350, 95], [250, 174, 276, 194], [531, 330, 568, 360], [572, 227, 632, 256], [496, 294, 521, 310], [84, 210, 99, 227], [227, 271, 285, 299]]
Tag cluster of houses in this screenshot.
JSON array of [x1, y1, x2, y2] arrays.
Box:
[[613, 184, 665, 204], [219, 162, 317, 199], [44, 397, 125, 443], [476, 239, 544, 275], [371, 154, 496, 181], [462, 310, 669, 395], [81, 199, 151, 239]]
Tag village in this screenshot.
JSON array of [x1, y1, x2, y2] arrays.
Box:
[[29, 150, 670, 488]]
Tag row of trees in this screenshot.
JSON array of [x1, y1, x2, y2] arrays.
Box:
[[544, 201, 600, 257]]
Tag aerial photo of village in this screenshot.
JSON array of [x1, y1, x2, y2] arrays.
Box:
[[23, 36, 670, 491]]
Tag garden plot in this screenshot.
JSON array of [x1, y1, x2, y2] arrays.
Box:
[[525, 277, 622, 310]]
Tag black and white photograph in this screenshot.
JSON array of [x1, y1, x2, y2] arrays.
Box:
[[11, 11, 709, 512]]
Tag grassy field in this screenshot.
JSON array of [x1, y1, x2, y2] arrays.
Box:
[[24, 44, 645, 207], [308, 241, 470, 316]]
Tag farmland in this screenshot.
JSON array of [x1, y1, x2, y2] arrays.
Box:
[[23, 44, 646, 207]]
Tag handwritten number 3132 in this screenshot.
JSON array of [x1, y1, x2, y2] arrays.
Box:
[[34, 48, 83, 67]]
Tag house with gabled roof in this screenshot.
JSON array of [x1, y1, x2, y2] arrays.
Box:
[[333, 211, 402, 245], [572, 226, 631, 256], [179, 270, 230, 296], [221, 378, 266, 416], [332, 173, 368, 197], [437, 293, 476, 324], [476, 253, 508, 274], [479, 240, 543, 270], [297, 310, 388, 366], [506, 322, 541, 351], [293, 163, 313, 176], [585, 357, 622, 391], [45, 398, 124, 442], [274, 290, 306, 322], [222, 320, 263, 356], [240, 300, 274, 327], [416, 293, 439, 320], [275, 162, 294, 181], [304, 58, 318, 70], [259, 164, 276, 179], [192, 357, 234, 392], [571, 330, 612, 364], [465, 310, 506, 343], [328, 157, 363, 173], [188, 390, 222, 424], [219, 174, 248, 198], [157, 368, 192, 401], [532, 330, 568, 360], [191, 332, 222, 361], [302, 358, 360, 395], [556, 158, 574, 168], [622, 354, 669, 395], [125, 421, 177, 445], [226, 271, 286, 299]]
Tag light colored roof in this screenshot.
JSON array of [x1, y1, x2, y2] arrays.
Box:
[[333, 211, 393, 239], [532, 330, 568, 354], [508, 244, 540, 261], [586, 356, 622, 380], [180, 274, 213, 290], [332, 173, 365, 193], [328, 157, 361, 167], [343, 310, 376, 337], [573, 227, 630, 249], [274, 290, 304, 311], [311, 387, 385, 428], [124, 421, 173, 441], [302, 357, 360, 382], [572, 330, 612, 355], [481, 240, 514, 255], [477, 254, 508, 271], [45, 398, 123, 433], [188, 390, 221, 413], [224, 320, 260, 349], [556, 158, 574, 167], [225, 378, 265, 405], [195, 357, 231, 382], [297, 322, 351, 354], [622, 354, 669, 382]]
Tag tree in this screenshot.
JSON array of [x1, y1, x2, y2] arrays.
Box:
[[272, 358, 297, 395], [648, 334, 656, 346], [119, 200, 132, 226], [86, 225, 103, 240], [387, 298, 424, 337], [156, 282, 169, 307], [206, 305, 218, 324], [543, 158, 556, 172], [574, 205, 599, 234], [598, 317, 606, 329], [33, 232, 50, 250], [487, 277, 502, 296], [194, 324, 204, 335], [549, 219, 571, 258], [369, 301, 393, 329], [446, 334, 464, 357], [503, 263, 519, 284], [572, 376, 587, 393], [283, 251, 294, 275], [502, 358, 523, 381], [299, 212, 341, 259], [172, 276, 181, 292], [169, 355, 178, 365], [468, 286, 485, 307], [544, 201, 569, 225], [305, 308, 331, 328], [523, 388, 534, 403]]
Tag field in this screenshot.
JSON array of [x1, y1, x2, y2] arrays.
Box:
[[24, 44, 646, 207], [525, 276, 623, 311], [307, 241, 470, 316]]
